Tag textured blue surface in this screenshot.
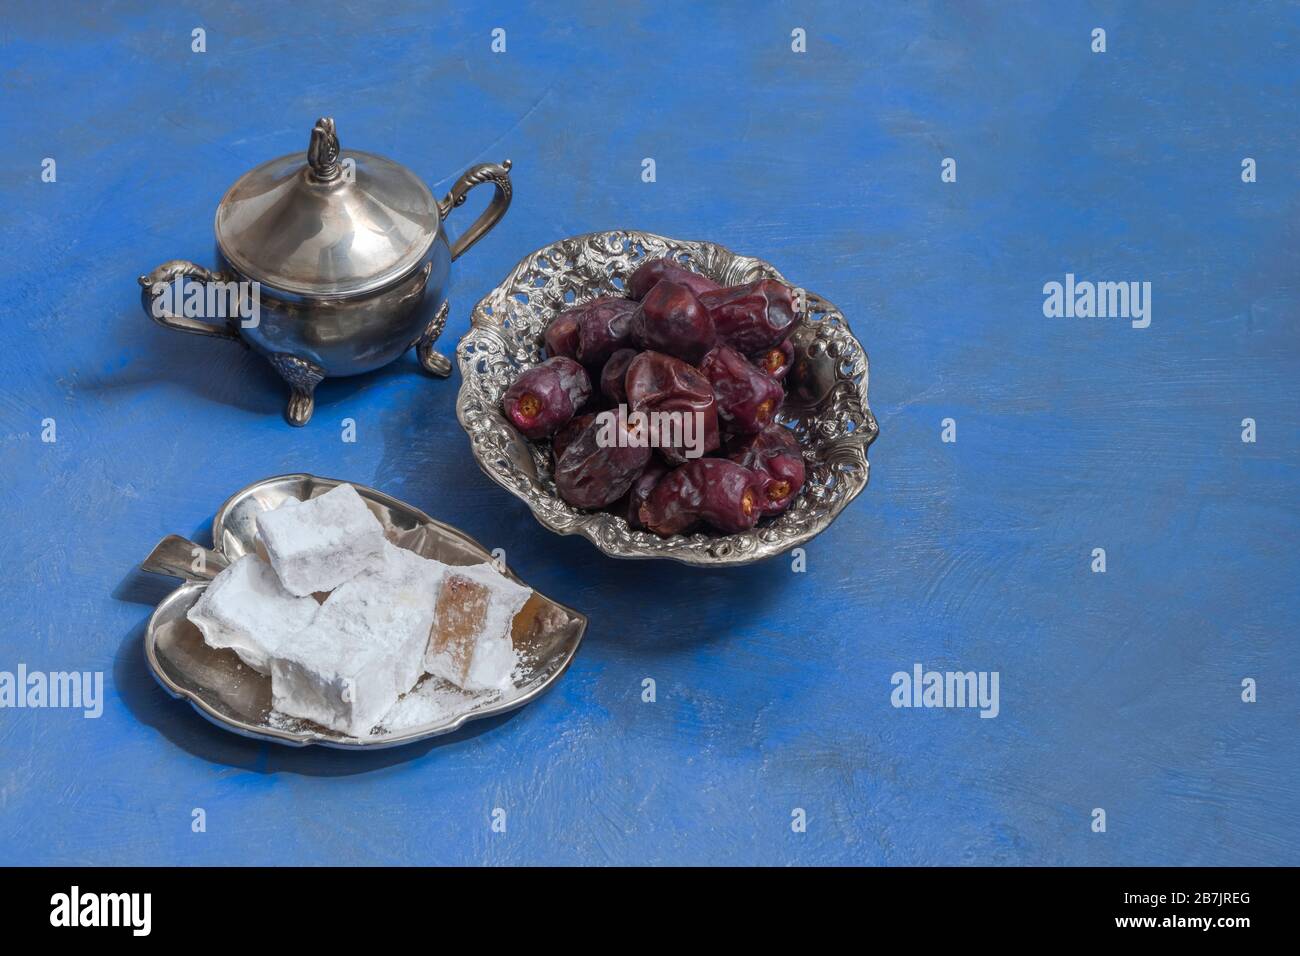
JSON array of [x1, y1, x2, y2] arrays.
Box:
[[1, 1, 1298, 866]]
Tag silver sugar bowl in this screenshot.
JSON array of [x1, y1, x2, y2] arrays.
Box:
[[139, 117, 513, 425]]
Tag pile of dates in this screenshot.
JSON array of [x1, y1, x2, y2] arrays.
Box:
[[501, 257, 806, 537]]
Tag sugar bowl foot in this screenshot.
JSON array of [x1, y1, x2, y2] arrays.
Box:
[[270, 353, 325, 427], [415, 300, 452, 378]]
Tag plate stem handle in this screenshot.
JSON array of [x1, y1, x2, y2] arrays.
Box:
[[141, 534, 228, 582]]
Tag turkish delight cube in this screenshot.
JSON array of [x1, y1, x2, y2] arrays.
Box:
[[270, 542, 446, 736], [425, 563, 531, 692], [186, 554, 319, 674], [255, 483, 386, 597]]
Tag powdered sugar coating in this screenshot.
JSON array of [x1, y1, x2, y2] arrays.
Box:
[[186, 554, 318, 674], [255, 483, 386, 597], [270, 542, 447, 737], [376, 676, 503, 732], [424, 562, 531, 692]]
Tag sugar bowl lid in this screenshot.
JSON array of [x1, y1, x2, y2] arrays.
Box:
[[214, 118, 440, 297]]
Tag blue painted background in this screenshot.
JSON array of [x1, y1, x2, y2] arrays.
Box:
[[1, 1, 1297, 865]]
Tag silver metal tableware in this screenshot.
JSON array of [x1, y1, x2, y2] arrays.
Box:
[[139, 118, 513, 426], [141, 474, 586, 748], [456, 230, 879, 566]]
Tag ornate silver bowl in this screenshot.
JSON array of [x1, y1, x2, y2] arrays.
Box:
[[455, 231, 879, 566]]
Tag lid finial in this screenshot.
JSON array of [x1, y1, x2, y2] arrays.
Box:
[[307, 117, 341, 182]]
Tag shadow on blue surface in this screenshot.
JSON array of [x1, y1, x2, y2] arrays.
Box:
[[79, 307, 444, 423]]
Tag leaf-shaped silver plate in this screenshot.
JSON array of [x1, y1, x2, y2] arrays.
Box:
[[455, 230, 879, 565], [141, 474, 587, 748]]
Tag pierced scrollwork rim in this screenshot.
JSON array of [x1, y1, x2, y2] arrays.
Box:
[[454, 230, 878, 566]]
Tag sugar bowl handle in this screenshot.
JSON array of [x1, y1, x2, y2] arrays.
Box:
[[439, 160, 513, 261], [138, 260, 242, 340]]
